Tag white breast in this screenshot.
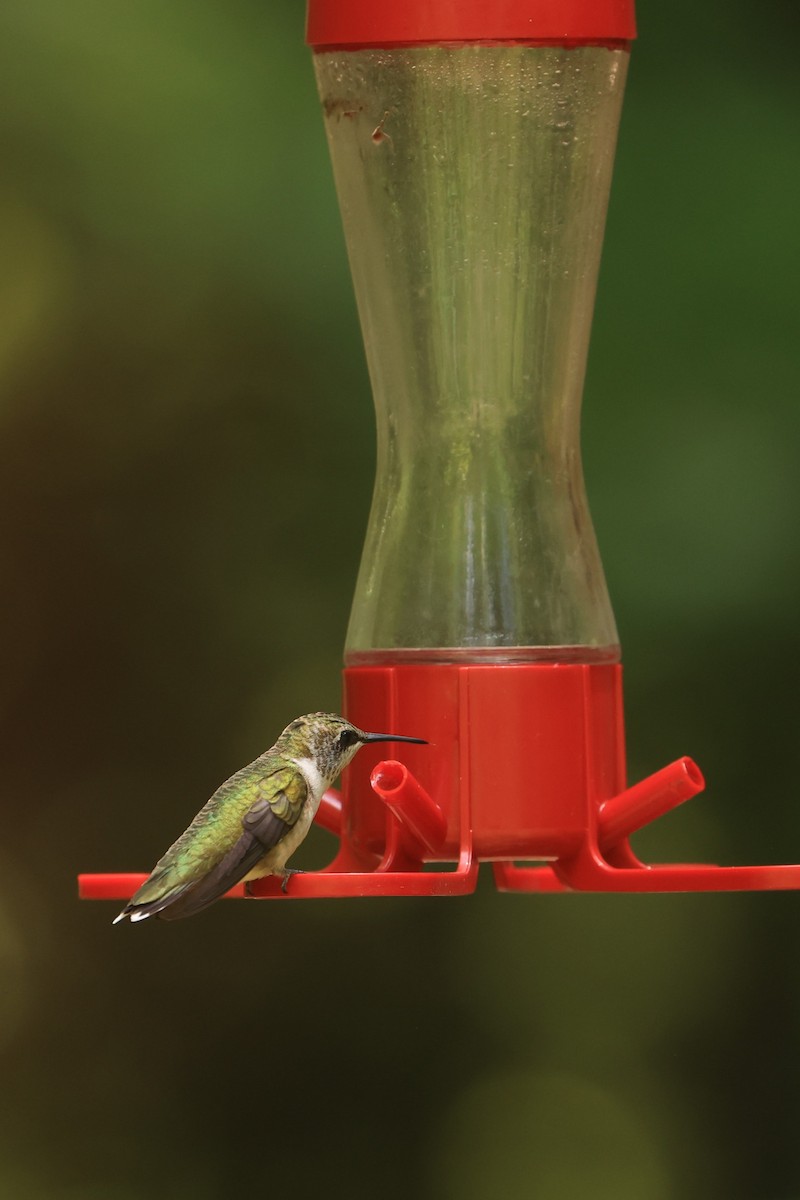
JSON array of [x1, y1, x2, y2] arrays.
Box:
[[290, 755, 327, 801]]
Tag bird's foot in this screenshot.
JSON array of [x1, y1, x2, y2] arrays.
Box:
[[280, 868, 305, 894]]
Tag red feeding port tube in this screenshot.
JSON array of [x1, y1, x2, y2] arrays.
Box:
[[79, 0, 800, 906]]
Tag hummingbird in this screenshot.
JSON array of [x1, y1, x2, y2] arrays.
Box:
[[112, 712, 426, 924]]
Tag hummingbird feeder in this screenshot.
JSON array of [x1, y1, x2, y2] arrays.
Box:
[[80, 0, 800, 907]]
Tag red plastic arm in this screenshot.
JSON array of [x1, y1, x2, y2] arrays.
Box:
[[597, 757, 704, 848], [315, 788, 343, 838]]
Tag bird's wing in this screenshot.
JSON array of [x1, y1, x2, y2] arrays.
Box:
[[242, 765, 309, 841], [114, 767, 309, 923]]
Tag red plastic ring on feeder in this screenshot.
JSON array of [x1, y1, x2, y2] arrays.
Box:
[[307, 0, 636, 47]]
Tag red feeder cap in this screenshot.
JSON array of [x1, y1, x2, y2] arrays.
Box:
[[307, 0, 636, 49]]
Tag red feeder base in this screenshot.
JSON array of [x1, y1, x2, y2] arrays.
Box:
[[78, 661, 800, 902]]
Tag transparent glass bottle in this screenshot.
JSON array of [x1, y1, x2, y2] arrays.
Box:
[[315, 46, 627, 666]]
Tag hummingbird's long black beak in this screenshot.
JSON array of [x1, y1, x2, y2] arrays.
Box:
[[361, 732, 428, 745]]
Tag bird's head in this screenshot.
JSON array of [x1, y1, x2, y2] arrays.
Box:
[[277, 712, 426, 785]]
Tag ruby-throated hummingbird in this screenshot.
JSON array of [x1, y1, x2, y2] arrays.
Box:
[[113, 712, 426, 924]]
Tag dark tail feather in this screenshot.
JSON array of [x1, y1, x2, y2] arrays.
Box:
[[148, 886, 231, 922], [112, 883, 193, 925]]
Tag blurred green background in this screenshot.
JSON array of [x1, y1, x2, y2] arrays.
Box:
[[0, 2, 798, 1197]]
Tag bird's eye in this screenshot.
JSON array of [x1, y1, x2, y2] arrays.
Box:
[[338, 729, 360, 750]]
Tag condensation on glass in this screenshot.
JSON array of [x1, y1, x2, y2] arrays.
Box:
[[314, 46, 628, 666]]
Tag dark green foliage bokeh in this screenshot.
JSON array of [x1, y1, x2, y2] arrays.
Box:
[[0, 2, 798, 1197]]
